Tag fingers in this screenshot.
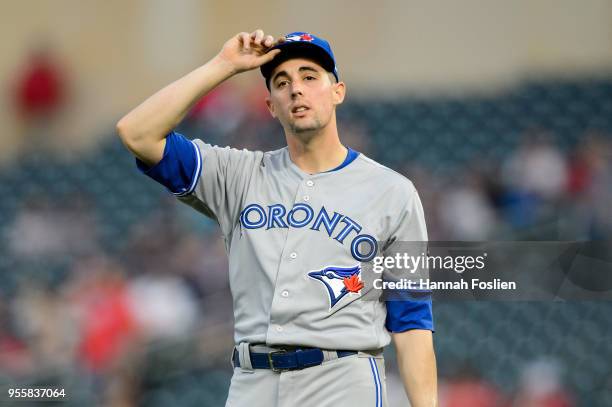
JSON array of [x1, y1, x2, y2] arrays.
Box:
[[263, 35, 274, 48], [237, 30, 281, 53], [251, 29, 265, 47], [228, 30, 281, 72], [268, 36, 285, 49], [257, 48, 281, 65], [238, 32, 250, 50]]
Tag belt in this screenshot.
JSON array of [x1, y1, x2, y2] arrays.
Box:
[[232, 346, 357, 372]]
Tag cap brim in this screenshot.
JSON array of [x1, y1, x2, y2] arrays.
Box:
[[261, 42, 336, 84]]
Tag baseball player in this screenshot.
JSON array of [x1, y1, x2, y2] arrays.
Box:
[[117, 29, 437, 407]]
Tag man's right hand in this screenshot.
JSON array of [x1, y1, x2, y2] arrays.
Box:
[[117, 30, 284, 167], [216, 29, 284, 75]]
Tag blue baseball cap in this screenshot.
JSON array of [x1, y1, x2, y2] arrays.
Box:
[[261, 32, 339, 89]]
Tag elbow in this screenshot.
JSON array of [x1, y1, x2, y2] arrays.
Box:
[[115, 119, 140, 151], [116, 124, 141, 157], [115, 118, 131, 142]]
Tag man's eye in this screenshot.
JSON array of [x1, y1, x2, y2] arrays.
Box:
[[305, 76, 316, 80], [277, 80, 288, 87]]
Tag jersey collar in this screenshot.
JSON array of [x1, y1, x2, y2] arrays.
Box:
[[285, 146, 360, 179], [325, 147, 360, 173]]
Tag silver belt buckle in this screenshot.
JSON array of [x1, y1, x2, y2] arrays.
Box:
[[268, 350, 288, 372]]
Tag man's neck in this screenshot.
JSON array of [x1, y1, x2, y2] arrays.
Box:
[[285, 122, 347, 174]]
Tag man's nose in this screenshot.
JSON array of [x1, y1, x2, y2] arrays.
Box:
[[291, 83, 303, 98]]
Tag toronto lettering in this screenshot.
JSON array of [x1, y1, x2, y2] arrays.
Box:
[[240, 203, 377, 262]]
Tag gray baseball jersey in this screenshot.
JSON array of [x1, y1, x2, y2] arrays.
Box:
[[155, 136, 430, 350]]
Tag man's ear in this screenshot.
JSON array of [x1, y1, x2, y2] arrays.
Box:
[[332, 81, 346, 106], [265, 96, 276, 118]]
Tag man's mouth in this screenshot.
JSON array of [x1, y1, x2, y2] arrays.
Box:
[[291, 105, 310, 114]]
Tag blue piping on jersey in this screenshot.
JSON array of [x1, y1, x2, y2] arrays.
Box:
[[174, 141, 202, 196], [325, 147, 359, 172]]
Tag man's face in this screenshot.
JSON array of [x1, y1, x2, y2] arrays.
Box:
[[266, 57, 345, 136]]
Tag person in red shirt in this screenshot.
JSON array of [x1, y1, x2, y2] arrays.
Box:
[[13, 44, 68, 148]]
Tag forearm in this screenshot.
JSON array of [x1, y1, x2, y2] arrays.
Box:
[[116, 29, 281, 165], [116, 55, 235, 159], [393, 330, 438, 407]]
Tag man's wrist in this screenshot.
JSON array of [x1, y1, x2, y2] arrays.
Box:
[[210, 54, 238, 78]]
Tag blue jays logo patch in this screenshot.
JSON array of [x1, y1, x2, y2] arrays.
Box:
[[285, 33, 314, 42], [308, 265, 364, 308]]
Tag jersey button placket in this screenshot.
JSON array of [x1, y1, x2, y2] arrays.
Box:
[[304, 179, 313, 202], [268, 180, 312, 343]]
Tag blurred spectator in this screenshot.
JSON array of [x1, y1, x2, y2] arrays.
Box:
[[183, 82, 247, 144], [502, 131, 568, 200], [122, 197, 183, 273], [65, 256, 137, 373], [7, 194, 99, 260], [224, 82, 285, 152], [169, 233, 229, 300], [0, 297, 33, 376], [566, 134, 612, 239], [438, 169, 497, 240], [512, 358, 574, 407], [439, 363, 507, 407], [566, 134, 602, 197], [11, 283, 76, 371], [242, 82, 275, 125], [12, 43, 68, 149], [182, 81, 287, 152], [126, 270, 199, 340], [500, 131, 568, 229]]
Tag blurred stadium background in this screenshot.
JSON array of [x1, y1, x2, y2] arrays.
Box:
[[1, 1, 612, 406]]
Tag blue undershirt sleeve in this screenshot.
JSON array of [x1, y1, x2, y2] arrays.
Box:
[[385, 293, 434, 333], [135, 131, 202, 196]]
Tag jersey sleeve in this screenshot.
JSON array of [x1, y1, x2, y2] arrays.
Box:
[[177, 138, 263, 237], [383, 184, 435, 333], [136, 132, 262, 238]]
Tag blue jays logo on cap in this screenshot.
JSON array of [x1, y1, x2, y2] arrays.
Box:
[[308, 265, 364, 309], [285, 33, 315, 42], [261, 31, 339, 89]]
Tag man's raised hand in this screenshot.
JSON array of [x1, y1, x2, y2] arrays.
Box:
[[217, 29, 285, 75]]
